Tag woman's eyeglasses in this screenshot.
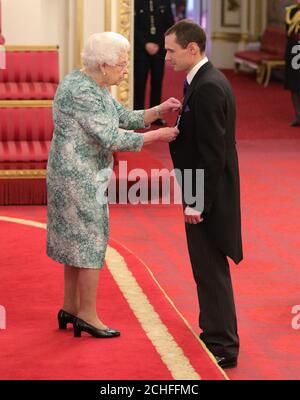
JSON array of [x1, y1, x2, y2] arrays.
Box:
[[114, 62, 128, 71]]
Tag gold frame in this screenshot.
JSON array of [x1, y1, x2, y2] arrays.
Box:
[[221, 0, 241, 28], [116, 0, 132, 107], [104, 0, 132, 107]]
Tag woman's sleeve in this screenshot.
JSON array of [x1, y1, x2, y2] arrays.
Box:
[[111, 97, 148, 130], [71, 89, 144, 152]]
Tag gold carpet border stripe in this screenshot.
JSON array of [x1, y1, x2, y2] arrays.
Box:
[[106, 245, 200, 380], [0, 216, 200, 380], [0, 216, 46, 229], [110, 238, 229, 380]]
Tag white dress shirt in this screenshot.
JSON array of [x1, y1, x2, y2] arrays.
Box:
[[186, 56, 209, 85]]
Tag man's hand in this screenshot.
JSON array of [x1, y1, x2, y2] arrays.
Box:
[[184, 206, 203, 225], [145, 42, 159, 55]]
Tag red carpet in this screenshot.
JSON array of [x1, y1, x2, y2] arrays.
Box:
[[0, 214, 225, 380]]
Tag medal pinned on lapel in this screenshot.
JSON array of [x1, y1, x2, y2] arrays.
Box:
[[175, 113, 182, 129]]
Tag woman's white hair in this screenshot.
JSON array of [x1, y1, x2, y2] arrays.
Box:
[[81, 32, 130, 70]]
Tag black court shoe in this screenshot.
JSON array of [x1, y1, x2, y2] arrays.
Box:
[[215, 355, 238, 369], [73, 317, 120, 338], [57, 309, 76, 330]]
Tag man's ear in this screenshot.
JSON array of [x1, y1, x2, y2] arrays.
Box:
[[188, 42, 199, 56]]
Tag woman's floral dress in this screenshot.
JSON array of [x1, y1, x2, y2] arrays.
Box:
[[47, 70, 145, 268]]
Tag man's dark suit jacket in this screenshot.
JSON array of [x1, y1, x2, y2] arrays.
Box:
[[169, 61, 243, 264]]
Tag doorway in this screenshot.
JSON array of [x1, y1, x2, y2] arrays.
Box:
[[171, 0, 211, 56]]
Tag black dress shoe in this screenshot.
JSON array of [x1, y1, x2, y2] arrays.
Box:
[[152, 118, 167, 126], [290, 120, 300, 127], [73, 317, 120, 338], [57, 309, 76, 330], [215, 355, 238, 369]]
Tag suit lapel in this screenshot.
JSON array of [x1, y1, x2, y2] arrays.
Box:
[[182, 61, 213, 110]]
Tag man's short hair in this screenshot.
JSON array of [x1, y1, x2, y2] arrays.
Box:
[[165, 19, 206, 53]]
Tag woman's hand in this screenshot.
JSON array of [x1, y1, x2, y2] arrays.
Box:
[[159, 98, 182, 114], [143, 127, 179, 145], [144, 98, 182, 125], [156, 127, 179, 142]]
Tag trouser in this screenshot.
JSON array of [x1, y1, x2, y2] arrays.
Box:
[[185, 222, 239, 359], [134, 52, 165, 110], [291, 91, 300, 121]]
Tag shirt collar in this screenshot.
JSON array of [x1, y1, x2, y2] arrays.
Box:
[[187, 56, 209, 85]]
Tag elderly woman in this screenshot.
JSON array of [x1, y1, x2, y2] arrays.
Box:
[[47, 32, 180, 339]]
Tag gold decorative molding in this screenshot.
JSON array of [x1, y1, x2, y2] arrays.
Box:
[[75, 0, 84, 68], [117, 0, 132, 107], [212, 32, 242, 43], [0, 169, 46, 179], [4, 45, 59, 51], [212, 32, 259, 44], [0, 100, 53, 108]]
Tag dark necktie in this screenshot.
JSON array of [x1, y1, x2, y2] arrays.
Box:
[[183, 78, 189, 96], [176, 79, 189, 127]]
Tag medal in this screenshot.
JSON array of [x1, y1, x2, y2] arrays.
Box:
[[149, 0, 156, 36]]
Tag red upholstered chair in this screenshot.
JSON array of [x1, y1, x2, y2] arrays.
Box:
[[0, 47, 59, 99], [0, 46, 59, 204], [234, 27, 286, 87], [0, 105, 53, 163], [0, 102, 53, 204]]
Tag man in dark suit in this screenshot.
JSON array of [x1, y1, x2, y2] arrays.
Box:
[[134, 0, 174, 125], [165, 20, 243, 369]]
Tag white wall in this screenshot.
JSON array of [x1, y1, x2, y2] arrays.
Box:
[[1, 0, 106, 78], [83, 0, 104, 44], [2, 0, 67, 77], [2, 0, 66, 45]]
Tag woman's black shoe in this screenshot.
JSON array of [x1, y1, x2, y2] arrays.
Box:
[[57, 309, 76, 330], [73, 317, 120, 338]]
